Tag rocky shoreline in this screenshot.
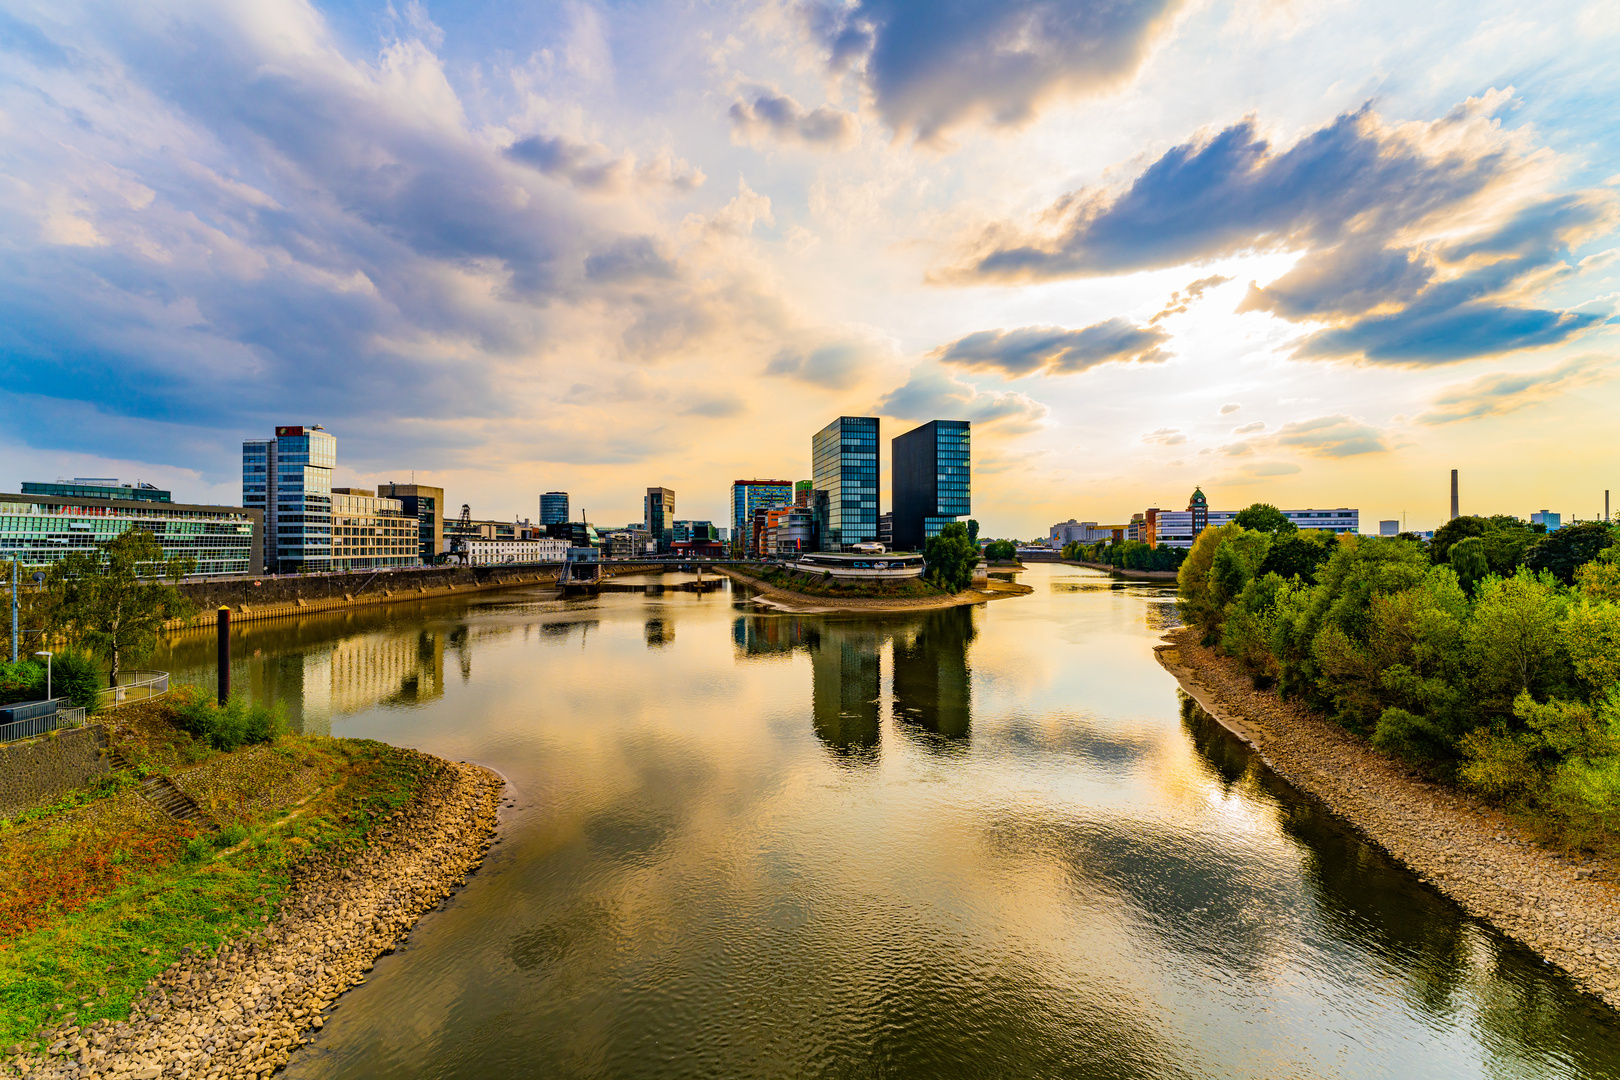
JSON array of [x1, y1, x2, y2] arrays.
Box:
[[6, 754, 503, 1079], [1157, 626, 1620, 1008], [718, 567, 1029, 613]]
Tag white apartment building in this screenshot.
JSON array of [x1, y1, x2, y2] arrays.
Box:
[[465, 537, 569, 566]]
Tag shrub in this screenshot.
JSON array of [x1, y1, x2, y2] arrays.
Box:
[[172, 688, 286, 752], [212, 823, 249, 848], [0, 659, 44, 705], [51, 651, 103, 713]]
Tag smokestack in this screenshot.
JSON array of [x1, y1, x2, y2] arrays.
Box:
[[1450, 470, 1459, 521], [1608, 489, 1611, 523]]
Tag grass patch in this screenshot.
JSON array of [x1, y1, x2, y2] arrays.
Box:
[[0, 736, 434, 1048], [742, 565, 952, 599]]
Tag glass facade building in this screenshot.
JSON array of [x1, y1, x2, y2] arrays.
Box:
[[645, 487, 676, 553], [378, 483, 443, 564], [891, 420, 970, 551], [21, 479, 171, 504], [731, 480, 794, 553], [811, 416, 879, 552], [0, 493, 260, 576], [243, 425, 336, 573], [540, 492, 570, 526]]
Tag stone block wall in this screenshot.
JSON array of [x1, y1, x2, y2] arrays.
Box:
[[0, 724, 111, 820]]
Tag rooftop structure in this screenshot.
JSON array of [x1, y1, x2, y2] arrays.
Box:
[[21, 479, 170, 504]]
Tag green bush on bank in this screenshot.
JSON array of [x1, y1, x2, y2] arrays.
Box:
[[172, 687, 287, 751], [0, 651, 102, 712], [1177, 509, 1620, 850]]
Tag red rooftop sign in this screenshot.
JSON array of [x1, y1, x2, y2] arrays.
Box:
[[275, 426, 304, 437]]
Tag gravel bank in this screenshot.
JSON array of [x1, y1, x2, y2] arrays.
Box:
[[5, 754, 502, 1080], [1157, 626, 1620, 1007], [718, 567, 1027, 612]]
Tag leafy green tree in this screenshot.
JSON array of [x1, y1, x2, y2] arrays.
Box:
[[1211, 530, 1273, 611], [1525, 521, 1618, 584], [54, 529, 196, 686], [1177, 522, 1243, 643], [983, 539, 1017, 562], [1465, 571, 1571, 715], [1232, 503, 1297, 535], [967, 519, 980, 544], [52, 651, 103, 712], [1448, 536, 1489, 596], [1429, 515, 1489, 565], [1256, 530, 1334, 583], [923, 522, 980, 593]]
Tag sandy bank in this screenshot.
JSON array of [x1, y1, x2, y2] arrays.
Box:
[[7, 753, 502, 1079], [717, 567, 1031, 613], [1156, 625, 1620, 1008]]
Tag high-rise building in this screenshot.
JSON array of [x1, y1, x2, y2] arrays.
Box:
[[244, 425, 336, 573], [674, 520, 718, 543], [891, 420, 970, 551], [540, 492, 570, 525], [378, 482, 444, 565], [21, 479, 171, 504], [645, 487, 675, 552], [811, 416, 879, 552], [731, 480, 794, 552], [1531, 510, 1561, 531], [330, 488, 419, 570], [795, 480, 813, 508], [1190, 486, 1209, 534]]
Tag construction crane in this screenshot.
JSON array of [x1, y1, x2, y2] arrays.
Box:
[[445, 504, 474, 565]]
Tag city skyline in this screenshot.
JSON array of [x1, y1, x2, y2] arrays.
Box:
[[0, 1, 1616, 535]]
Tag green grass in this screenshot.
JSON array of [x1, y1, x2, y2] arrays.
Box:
[[0, 738, 432, 1048]]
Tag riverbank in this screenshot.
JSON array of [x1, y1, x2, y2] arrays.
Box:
[[4, 749, 500, 1079], [1066, 559, 1179, 581], [1156, 625, 1620, 1009], [718, 567, 1032, 612]]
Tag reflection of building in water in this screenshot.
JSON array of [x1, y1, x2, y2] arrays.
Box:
[[731, 615, 810, 660], [645, 618, 674, 649], [326, 630, 446, 715], [892, 607, 974, 740], [810, 625, 881, 755]]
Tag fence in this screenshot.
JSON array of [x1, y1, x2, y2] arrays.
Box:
[[96, 670, 169, 709], [0, 701, 87, 743]]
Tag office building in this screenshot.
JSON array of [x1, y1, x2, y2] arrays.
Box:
[[1531, 510, 1562, 531], [0, 492, 260, 576], [22, 479, 170, 504], [1380, 520, 1400, 536], [243, 424, 336, 572], [892, 420, 970, 552], [795, 480, 813, 508], [731, 480, 794, 552], [540, 492, 570, 526], [811, 416, 879, 552], [1152, 489, 1360, 547], [674, 520, 718, 543], [1049, 521, 1127, 547], [330, 488, 418, 570], [645, 487, 675, 552], [378, 482, 444, 566], [765, 505, 818, 557], [545, 521, 603, 549], [878, 511, 893, 549]]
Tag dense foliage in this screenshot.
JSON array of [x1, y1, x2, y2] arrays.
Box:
[[981, 539, 1018, 562], [0, 652, 102, 711], [1063, 538, 1188, 572], [1178, 518, 1620, 848], [171, 687, 287, 752], [924, 522, 982, 592]]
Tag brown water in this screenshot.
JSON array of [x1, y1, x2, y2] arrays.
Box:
[[153, 565, 1620, 1078]]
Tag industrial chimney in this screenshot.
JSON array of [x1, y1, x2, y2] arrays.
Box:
[[1450, 470, 1459, 521]]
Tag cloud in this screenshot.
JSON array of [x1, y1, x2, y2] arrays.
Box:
[[800, 0, 1186, 144], [1237, 461, 1302, 477], [729, 88, 859, 150], [766, 343, 868, 388], [1416, 354, 1613, 425], [932, 318, 1170, 378], [505, 133, 705, 194], [1271, 414, 1389, 457], [942, 93, 1617, 365], [1151, 274, 1232, 323], [876, 366, 1048, 431], [1142, 427, 1187, 445], [1220, 402, 1241, 414], [583, 236, 678, 282], [1231, 421, 1265, 434]]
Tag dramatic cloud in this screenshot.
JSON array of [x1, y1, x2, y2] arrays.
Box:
[[1417, 354, 1613, 425], [1151, 274, 1232, 323], [505, 134, 705, 193], [729, 88, 859, 150], [877, 367, 1048, 431], [800, 0, 1185, 143], [932, 318, 1169, 378], [944, 93, 1617, 365]]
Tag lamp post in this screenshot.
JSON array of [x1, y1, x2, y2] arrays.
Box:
[[34, 650, 52, 702]]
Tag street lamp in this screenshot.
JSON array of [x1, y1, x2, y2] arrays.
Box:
[[34, 651, 52, 701]]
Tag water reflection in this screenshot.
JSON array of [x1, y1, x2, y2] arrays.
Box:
[[892, 606, 973, 742], [809, 623, 882, 757]]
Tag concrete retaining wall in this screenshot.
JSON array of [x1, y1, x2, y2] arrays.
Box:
[[0, 723, 110, 820]]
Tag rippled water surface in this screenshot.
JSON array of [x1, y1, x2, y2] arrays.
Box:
[[154, 565, 1620, 1078]]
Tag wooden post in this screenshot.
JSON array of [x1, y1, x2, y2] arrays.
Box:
[[217, 607, 231, 706]]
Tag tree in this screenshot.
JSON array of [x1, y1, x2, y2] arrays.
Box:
[[1232, 503, 1297, 535], [1177, 522, 1243, 643], [1524, 521, 1618, 584], [923, 522, 980, 593], [966, 519, 980, 544], [1429, 515, 1489, 565], [983, 539, 1017, 562], [55, 529, 196, 686], [1465, 571, 1571, 716], [1257, 531, 1334, 583], [1448, 536, 1489, 596]]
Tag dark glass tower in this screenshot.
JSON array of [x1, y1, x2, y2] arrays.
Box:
[[811, 416, 879, 551], [540, 492, 570, 526], [891, 420, 970, 552]]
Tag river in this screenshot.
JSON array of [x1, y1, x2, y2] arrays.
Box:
[[152, 563, 1620, 1078]]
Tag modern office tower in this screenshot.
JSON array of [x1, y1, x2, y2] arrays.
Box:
[[379, 482, 444, 564], [330, 488, 419, 570], [811, 416, 879, 552], [673, 520, 718, 542], [1380, 520, 1400, 536], [891, 420, 970, 552], [0, 492, 260, 575], [645, 487, 675, 552], [243, 425, 335, 573], [731, 480, 794, 551], [795, 480, 813, 508], [540, 492, 570, 525], [1530, 510, 1562, 530], [21, 479, 171, 504]]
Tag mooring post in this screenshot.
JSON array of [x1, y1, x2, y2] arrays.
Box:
[[217, 606, 231, 706]]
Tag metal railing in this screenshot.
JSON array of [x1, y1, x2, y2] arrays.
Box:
[[0, 702, 86, 743], [96, 670, 169, 708]]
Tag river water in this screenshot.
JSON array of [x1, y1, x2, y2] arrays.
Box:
[[152, 564, 1620, 1078]]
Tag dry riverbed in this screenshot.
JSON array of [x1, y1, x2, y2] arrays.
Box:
[[1158, 625, 1620, 1009], [5, 756, 502, 1080]]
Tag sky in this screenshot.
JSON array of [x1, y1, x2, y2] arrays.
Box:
[[1, 0, 1617, 537]]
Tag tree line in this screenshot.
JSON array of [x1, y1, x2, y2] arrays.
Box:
[[1177, 503, 1620, 849]]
